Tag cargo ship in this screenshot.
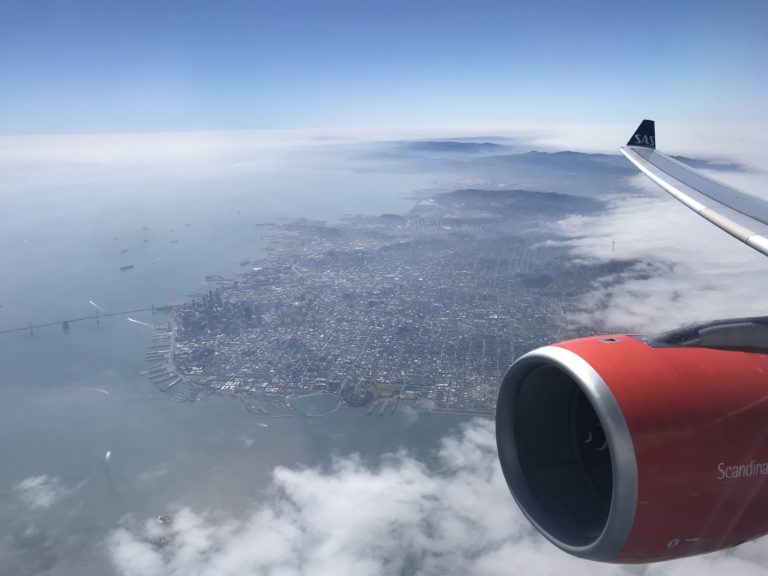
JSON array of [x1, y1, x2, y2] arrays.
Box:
[[120, 264, 135, 271]]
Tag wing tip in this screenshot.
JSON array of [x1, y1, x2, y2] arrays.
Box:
[[627, 119, 655, 149]]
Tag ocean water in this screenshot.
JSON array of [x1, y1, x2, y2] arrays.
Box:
[[0, 140, 472, 575]]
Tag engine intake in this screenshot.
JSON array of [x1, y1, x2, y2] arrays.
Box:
[[496, 345, 637, 560], [497, 327, 768, 562]]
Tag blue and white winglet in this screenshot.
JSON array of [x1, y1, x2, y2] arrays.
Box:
[[620, 120, 768, 257]]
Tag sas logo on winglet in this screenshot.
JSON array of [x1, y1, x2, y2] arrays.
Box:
[[633, 134, 655, 147], [626, 119, 656, 149], [717, 460, 768, 480]]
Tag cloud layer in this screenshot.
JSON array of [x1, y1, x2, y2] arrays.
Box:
[[14, 475, 74, 511], [553, 173, 768, 333], [107, 420, 768, 576], [108, 419, 519, 576]]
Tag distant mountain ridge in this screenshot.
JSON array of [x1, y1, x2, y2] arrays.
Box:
[[401, 140, 504, 153], [442, 187, 603, 215]]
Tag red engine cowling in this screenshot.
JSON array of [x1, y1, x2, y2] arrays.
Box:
[[496, 325, 768, 563]]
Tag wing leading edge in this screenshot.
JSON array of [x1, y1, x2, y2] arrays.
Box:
[[619, 120, 768, 257]]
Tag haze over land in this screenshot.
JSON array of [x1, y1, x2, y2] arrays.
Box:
[[1, 128, 768, 575]]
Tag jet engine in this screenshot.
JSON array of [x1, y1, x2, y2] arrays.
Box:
[[496, 317, 768, 562]]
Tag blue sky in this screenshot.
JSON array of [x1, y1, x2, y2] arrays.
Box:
[[1, 0, 766, 134]]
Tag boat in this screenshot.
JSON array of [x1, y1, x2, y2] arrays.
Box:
[[120, 264, 135, 271]]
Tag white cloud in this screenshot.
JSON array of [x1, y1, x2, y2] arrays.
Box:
[[106, 420, 768, 576], [552, 171, 768, 333], [14, 475, 74, 511], [0, 131, 297, 190], [4, 122, 764, 191]]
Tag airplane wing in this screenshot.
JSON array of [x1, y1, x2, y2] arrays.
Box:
[[619, 120, 768, 257]]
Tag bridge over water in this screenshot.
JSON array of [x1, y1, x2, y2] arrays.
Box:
[[0, 305, 168, 335]]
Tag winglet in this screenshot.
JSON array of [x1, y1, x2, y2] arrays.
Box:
[[627, 119, 655, 149]]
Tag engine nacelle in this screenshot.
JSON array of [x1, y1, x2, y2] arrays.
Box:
[[496, 321, 768, 562]]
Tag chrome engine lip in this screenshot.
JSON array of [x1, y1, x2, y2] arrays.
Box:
[[496, 345, 638, 561]]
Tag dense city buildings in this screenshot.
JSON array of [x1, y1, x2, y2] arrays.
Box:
[[164, 188, 628, 414]]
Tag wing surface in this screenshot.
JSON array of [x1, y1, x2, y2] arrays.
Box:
[[620, 120, 768, 257]]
